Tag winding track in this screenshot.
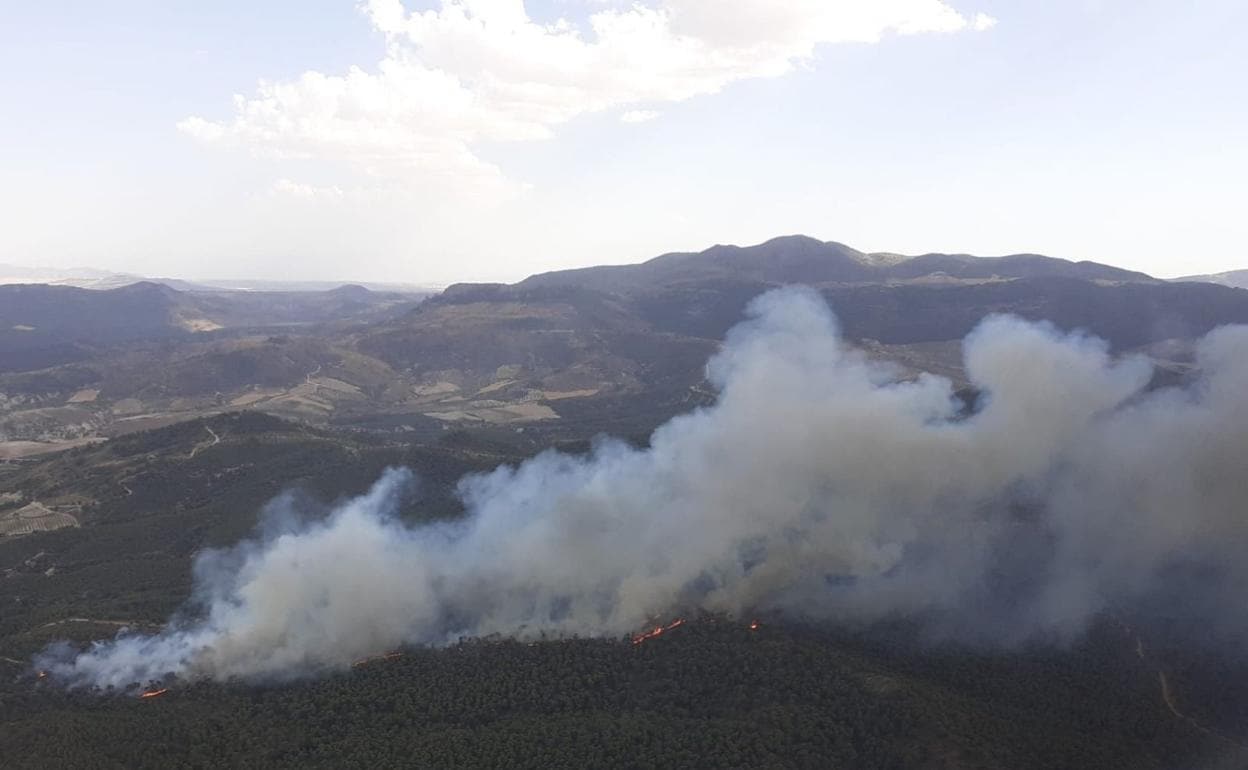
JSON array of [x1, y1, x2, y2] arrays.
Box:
[[188, 425, 220, 459], [1115, 618, 1248, 753]]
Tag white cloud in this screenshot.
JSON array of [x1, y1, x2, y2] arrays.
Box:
[[621, 109, 660, 123], [972, 12, 997, 31], [181, 1, 997, 194]]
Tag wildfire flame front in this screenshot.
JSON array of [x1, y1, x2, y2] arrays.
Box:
[[632, 618, 686, 645]]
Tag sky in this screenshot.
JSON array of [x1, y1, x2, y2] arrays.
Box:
[[1, 0, 1245, 285]]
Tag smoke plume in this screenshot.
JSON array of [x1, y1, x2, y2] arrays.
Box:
[[39, 287, 1248, 687]]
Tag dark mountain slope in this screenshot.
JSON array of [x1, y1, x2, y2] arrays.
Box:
[[343, 239, 1248, 439], [0, 282, 423, 374], [0, 282, 181, 340], [355, 284, 714, 399], [517, 235, 1154, 294], [636, 276, 1248, 350], [0, 283, 186, 372], [885, 252, 1153, 282]]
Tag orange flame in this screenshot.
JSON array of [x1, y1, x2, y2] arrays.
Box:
[[140, 688, 168, 699], [632, 618, 686, 645], [749, 620, 760, 631]]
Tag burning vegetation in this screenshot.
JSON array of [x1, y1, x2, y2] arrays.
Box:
[[631, 618, 686, 646]]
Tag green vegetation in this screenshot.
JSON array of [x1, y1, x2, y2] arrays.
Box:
[[1, 413, 1244, 768], [0, 618, 1231, 769], [0, 412, 507, 655]]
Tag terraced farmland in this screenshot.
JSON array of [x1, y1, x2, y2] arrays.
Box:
[[0, 502, 79, 537]]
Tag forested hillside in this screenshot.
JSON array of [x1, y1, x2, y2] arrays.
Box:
[[2, 616, 1235, 769], [2, 413, 1247, 768]]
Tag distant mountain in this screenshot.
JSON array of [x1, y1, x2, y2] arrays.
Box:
[[6, 235, 1247, 446], [0, 263, 153, 290], [431, 235, 1215, 354], [375, 235, 1246, 379], [332, 237, 1248, 440], [517, 235, 1154, 293], [0, 282, 183, 371], [426, 272, 1248, 359], [193, 278, 437, 293], [0, 281, 424, 373], [1173, 269, 1248, 290], [0, 262, 435, 294], [881, 251, 1154, 282]]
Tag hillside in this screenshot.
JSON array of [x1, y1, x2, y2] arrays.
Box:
[[2, 618, 1226, 769], [517, 235, 1155, 293], [2, 414, 1245, 768], [5, 236, 1248, 449], [0, 282, 424, 375], [1175, 268, 1248, 290], [0, 283, 188, 373]]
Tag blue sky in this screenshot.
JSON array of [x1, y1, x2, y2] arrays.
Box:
[[2, 1, 1245, 284]]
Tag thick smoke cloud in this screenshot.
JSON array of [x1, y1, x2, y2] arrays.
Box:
[[38, 287, 1248, 687]]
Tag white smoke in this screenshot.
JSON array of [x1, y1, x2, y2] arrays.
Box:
[[38, 287, 1248, 687]]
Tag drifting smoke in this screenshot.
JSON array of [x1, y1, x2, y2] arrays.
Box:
[[39, 287, 1248, 687]]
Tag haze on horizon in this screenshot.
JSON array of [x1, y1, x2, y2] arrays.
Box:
[[2, 0, 1245, 285]]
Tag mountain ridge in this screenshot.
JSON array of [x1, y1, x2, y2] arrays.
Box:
[[512, 234, 1156, 294], [1174, 268, 1248, 290], [0, 262, 437, 294], [5, 235, 1248, 448]]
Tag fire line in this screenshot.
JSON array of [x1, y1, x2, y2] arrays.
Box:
[[631, 618, 686, 645]]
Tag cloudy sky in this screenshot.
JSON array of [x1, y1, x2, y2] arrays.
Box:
[[2, 1, 1245, 284]]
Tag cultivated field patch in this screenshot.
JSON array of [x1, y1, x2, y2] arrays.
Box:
[[0, 502, 79, 537]]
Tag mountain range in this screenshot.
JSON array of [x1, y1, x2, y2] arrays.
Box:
[[2, 235, 1246, 450], [0, 262, 436, 294]]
